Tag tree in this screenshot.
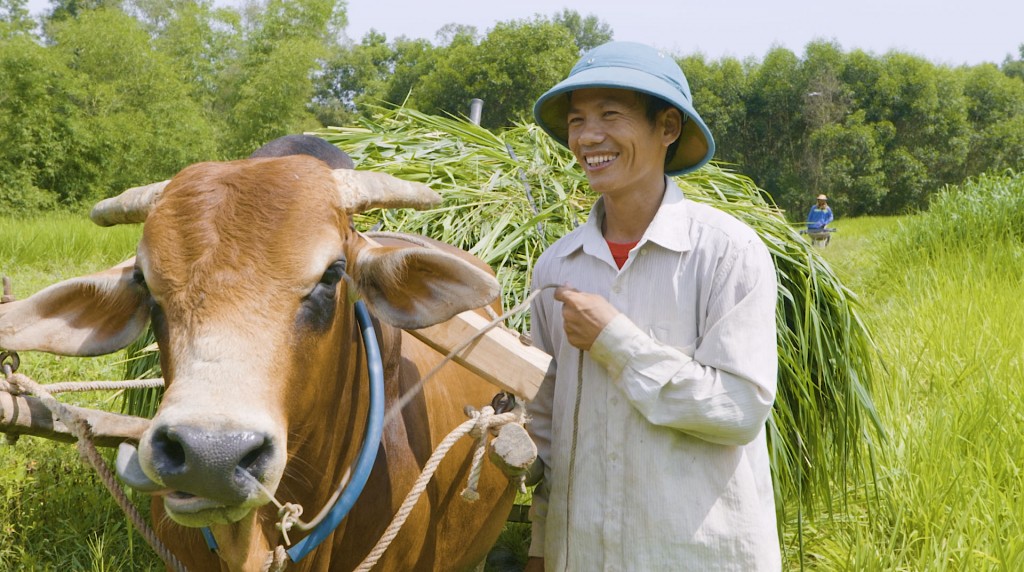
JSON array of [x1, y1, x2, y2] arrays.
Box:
[[224, 0, 346, 156], [46, 7, 216, 201], [0, 0, 34, 36], [679, 54, 750, 166], [1002, 43, 1024, 81], [962, 64, 1024, 175], [552, 8, 612, 53], [412, 18, 578, 129], [132, 0, 244, 127], [0, 33, 71, 211], [738, 46, 806, 214]]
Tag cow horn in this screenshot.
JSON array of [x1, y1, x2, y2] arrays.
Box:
[[89, 180, 169, 227], [332, 169, 441, 213]]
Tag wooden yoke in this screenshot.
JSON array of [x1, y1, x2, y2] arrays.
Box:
[[408, 310, 549, 401]]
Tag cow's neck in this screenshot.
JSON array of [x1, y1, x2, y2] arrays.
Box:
[[209, 516, 274, 571]]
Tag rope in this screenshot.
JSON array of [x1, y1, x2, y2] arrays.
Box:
[[352, 403, 524, 572], [383, 284, 559, 424], [564, 350, 585, 570], [32, 379, 163, 394], [0, 378, 164, 395], [2, 366, 188, 572], [261, 545, 289, 572]]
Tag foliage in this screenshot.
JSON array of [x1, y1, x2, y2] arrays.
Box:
[[551, 8, 613, 53], [0, 214, 158, 571], [789, 174, 1024, 569], [413, 18, 577, 129], [4, 4, 1023, 215], [317, 106, 882, 521]]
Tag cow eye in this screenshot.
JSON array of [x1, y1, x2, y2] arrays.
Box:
[[319, 259, 347, 288], [309, 258, 347, 301], [299, 258, 347, 331]]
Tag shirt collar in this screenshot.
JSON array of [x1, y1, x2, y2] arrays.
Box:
[[557, 177, 692, 259]]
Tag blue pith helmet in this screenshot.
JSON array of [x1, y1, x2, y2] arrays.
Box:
[[533, 41, 716, 176]]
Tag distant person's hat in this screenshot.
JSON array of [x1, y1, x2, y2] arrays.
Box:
[[533, 41, 715, 176], [817, 194, 828, 201]]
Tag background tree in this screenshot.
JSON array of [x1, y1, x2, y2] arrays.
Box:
[[411, 18, 578, 129], [0, 0, 33, 35], [47, 7, 214, 202], [962, 63, 1024, 175], [552, 8, 612, 53], [1002, 43, 1024, 81], [223, 0, 346, 156]]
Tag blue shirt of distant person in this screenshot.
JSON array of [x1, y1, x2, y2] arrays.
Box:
[[807, 194, 833, 230]]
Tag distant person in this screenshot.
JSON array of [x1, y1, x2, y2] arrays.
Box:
[[806, 194, 834, 246], [525, 41, 781, 571]]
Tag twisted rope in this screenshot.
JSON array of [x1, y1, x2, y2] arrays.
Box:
[[2, 366, 188, 572], [353, 403, 524, 572], [261, 545, 289, 572]]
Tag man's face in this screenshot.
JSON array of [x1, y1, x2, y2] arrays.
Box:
[[566, 88, 678, 198]]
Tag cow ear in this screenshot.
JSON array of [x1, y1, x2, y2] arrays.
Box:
[[0, 259, 151, 356], [353, 245, 500, 330]]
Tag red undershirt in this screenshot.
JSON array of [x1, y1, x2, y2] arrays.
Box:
[[606, 239, 639, 269]]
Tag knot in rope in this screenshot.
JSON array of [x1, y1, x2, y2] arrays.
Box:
[[276, 503, 304, 546], [1, 371, 28, 395], [460, 401, 527, 502]]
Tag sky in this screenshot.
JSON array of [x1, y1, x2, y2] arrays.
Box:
[[341, 0, 1022, 66], [21, 0, 1024, 67]]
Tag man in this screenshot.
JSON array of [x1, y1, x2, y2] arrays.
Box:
[[525, 41, 781, 571], [806, 194, 833, 231]]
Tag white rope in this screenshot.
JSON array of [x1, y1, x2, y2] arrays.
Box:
[[261, 545, 289, 572], [0, 377, 164, 395], [2, 367, 188, 572], [353, 403, 525, 572]]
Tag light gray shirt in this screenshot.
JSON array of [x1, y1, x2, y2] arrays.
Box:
[[527, 178, 781, 571]]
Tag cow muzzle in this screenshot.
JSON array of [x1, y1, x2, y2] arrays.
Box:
[[134, 422, 281, 526]]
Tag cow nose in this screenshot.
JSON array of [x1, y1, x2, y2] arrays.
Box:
[[148, 425, 276, 504]]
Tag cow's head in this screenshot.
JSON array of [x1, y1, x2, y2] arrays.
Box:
[[0, 155, 498, 527]]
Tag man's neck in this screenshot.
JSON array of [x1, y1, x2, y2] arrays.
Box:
[[600, 176, 667, 243]]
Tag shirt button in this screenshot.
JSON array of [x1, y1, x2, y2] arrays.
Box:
[[611, 285, 622, 294], [609, 452, 619, 462], [610, 396, 620, 406]]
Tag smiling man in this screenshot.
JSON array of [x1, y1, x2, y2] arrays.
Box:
[[525, 42, 782, 571]]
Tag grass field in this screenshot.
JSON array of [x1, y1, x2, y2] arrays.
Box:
[[2, 172, 1023, 569]]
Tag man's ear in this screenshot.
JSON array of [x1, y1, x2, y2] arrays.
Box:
[[660, 107, 683, 148]]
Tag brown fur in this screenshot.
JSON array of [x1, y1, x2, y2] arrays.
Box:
[[136, 156, 515, 570]]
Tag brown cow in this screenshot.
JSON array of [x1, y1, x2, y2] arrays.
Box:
[[0, 155, 517, 570]]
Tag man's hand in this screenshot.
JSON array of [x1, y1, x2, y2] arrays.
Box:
[[555, 285, 620, 351]]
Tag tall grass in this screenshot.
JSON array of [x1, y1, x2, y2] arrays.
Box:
[[0, 215, 160, 570], [791, 171, 1024, 569]]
